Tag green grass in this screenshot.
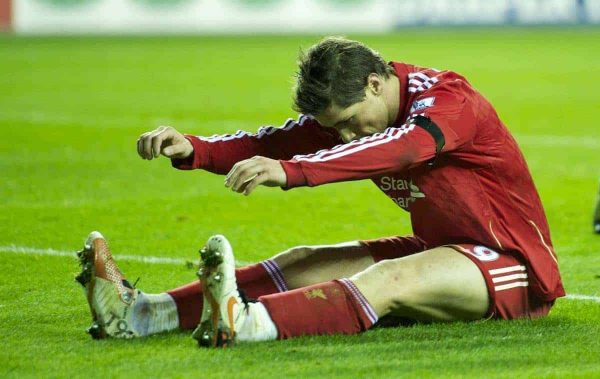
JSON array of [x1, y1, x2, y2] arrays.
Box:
[[1, 28, 600, 378]]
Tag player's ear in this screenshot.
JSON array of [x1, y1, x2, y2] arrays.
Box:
[[367, 73, 383, 96]]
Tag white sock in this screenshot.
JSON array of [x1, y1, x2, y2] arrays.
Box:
[[236, 302, 278, 342], [132, 292, 179, 336]]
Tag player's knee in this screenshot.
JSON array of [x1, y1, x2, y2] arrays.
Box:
[[271, 245, 316, 269], [283, 245, 316, 260], [367, 259, 427, 311]]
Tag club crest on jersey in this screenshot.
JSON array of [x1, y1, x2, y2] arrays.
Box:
[[410, 97, 435, 113], [304, 289, 327, 300]]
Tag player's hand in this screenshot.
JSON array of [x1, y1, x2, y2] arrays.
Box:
[[137, 126, 194, 160], [224, 156, 287, 196]]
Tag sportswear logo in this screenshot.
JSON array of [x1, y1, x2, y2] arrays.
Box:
[[227, 297, 237, 333], [488, 265, 528, 292], [410, 97, 435, 113], [409, 181, 425, 198]]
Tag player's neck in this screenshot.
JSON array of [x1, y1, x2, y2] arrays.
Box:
[[385, 75, 401, 126]]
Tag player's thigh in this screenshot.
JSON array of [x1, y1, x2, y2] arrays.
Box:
[[353, 247, 489, 322], [272, 241, 375, 289], [272, 235, 429, 289]]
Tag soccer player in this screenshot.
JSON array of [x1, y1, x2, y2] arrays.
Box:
[[77, 37, 565, 345]]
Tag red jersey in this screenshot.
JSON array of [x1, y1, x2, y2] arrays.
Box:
[[173, 62, 565, 302]]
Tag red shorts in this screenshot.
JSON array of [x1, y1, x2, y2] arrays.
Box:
[[361, 237, 554, 320]]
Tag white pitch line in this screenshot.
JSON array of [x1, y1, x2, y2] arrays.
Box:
[[0, 244, 187, 265], [565, 294, 600, 303], [0, 244, 250, 266]]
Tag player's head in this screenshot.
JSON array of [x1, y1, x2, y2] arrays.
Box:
[[293, 36, 398, 143]]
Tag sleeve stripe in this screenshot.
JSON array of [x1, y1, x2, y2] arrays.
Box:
[[408, 72, 440, 94], [410, 72, 432, 82], [197, 114, 309, 143], [292, 126, 398, 161], [294, 124, 416, 163]]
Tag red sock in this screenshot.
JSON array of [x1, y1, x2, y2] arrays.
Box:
[[258, 278, 378, 339], [167, 260, 288, 329]]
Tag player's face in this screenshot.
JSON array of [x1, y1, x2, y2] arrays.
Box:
[[314, 75, 395, 143]]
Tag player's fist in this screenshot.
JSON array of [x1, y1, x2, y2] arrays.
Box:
[[137, 126, 193, 160], [224, 156, 287, 196]]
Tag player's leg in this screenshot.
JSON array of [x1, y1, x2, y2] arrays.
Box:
[[167, 258, 290, 330], [194, 237, 488, 347], [259, 246, 489, 340], [271, 235, 427, 289], [260, 244, 552, 339], [170, 235, 426, 329], [74, 230, 306, 337], [167, 241, 372, 329], [75, 232, 380, 337], [76, 232, 424, 338], [349, 247, 489, 321]]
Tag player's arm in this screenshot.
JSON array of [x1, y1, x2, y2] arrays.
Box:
[[225, 122, 439, 194], [226, 88, 477, 195], [136, 115, 341, 175]]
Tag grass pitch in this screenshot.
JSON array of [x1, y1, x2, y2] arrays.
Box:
[[1, 29, 600, 378]]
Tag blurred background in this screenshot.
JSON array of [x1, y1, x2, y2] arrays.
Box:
[[1, 0, 600, 34]]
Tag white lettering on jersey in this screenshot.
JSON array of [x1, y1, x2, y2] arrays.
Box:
[[379, 177, 425, 210], [390, 196, 412, 209], [380, 176, 409, 191]]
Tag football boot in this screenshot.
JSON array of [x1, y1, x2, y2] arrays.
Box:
[[191, 235, 250, 348], [75, 231, 139, 339]]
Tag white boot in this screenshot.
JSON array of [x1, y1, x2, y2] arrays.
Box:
[[191, 235, 277, 347]]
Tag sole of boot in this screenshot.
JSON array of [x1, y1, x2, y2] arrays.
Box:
[[75, 240, 107, 340], [192, 244, 235, 348]]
